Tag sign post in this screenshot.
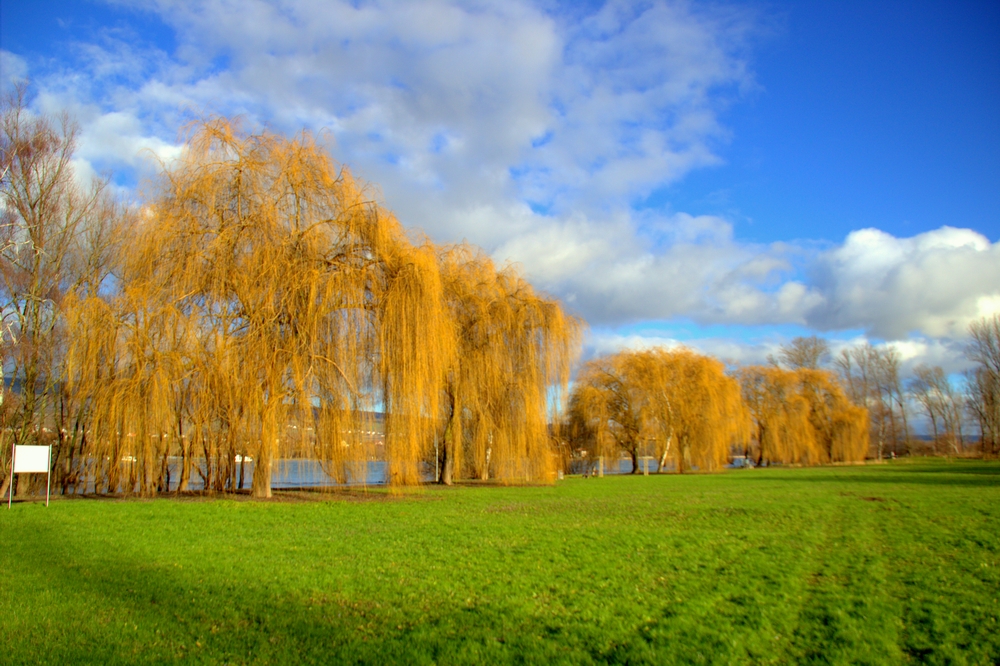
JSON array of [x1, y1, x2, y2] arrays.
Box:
[[7, 444, 51, 508]]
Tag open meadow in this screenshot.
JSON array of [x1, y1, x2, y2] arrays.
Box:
[[2, 459, 998, 665]]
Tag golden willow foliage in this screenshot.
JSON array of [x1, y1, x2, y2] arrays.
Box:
[[569, 348, 748, 473], [61, 118, 580, 497], [437, 245, 582, 484], [737, 366, 868, 465], [65, 119, 453, 497]]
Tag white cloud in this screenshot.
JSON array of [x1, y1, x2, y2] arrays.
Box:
[[543, 221, 998, 363], [84, 0, 764, 329], [807, 227, 1000, 339], [79, 111, 184, 168], [499, 210, 823, 327], [34, 0, 752, 230], [586, 329, 781, 368], [0, 50, 29, 90]]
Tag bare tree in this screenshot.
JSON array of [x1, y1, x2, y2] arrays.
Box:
[[966, 314, 1000, 456], [0, 84, 110, 498], [836, 343, 909, 459], [778, 336, 830, 370], [910, 364, 963, 454]]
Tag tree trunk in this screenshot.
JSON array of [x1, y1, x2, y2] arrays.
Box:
[[178, 414, 193, 493], [0, 468, 10, 501], [440, 390, 459, 485], [658, 434, 672, 472], [251, 447, 272, 498]]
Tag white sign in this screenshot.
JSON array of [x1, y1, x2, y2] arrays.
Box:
[[13, 445, 50, 473], [7, 444, 51, 508]]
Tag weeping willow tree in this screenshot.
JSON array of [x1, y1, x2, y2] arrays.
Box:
[[640, 348, 747, 473], [738, 366, 817, 465], [798, 368, 870, 463], [569, 347, 747, 474], [737, 366, 868, 465], [567, 351, 646, 474], [65, 118, 449, 497], [436, 244, 582, 485]]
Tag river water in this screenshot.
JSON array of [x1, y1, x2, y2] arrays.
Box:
[[72, 456, 672, 494]]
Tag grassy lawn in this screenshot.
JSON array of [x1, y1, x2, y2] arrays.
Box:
[[2, 460, 998, 665]]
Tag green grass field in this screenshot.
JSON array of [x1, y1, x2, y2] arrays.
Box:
[[2, 460, 997, 665]]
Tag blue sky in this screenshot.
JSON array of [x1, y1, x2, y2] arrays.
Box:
[[652, 1, 1000, 241], [2, 0, 998, 374]]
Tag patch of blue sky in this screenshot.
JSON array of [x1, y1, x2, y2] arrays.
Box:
[[612, 119, 654, 147], [546, 98, 568, 120], [635, 174, 763, 237], [527, 201, 552, 216], [429, 131, 449, 155], [613, 320, 825, 345], [508, 164, 557, 212], [544, 0, 606, 24], [508, 165, 531, 180], [623, 2, 1000, 249], [205, 52, 233, 77], [1, 1, 176, 63], [102, 163, 142, 191], [386, 76, 410, 92], [530, 130, 554, 149]]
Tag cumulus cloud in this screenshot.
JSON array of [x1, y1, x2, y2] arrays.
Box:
[[498, 210, 822, 326], [76, 110, 184, 170], [513, 219, 999, 347], [806, 227, 1000, 339]]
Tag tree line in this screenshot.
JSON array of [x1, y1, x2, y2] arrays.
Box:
[[565, 345, 868, 473], [566, 330, 999, 474], [2, 90, 998, 498]]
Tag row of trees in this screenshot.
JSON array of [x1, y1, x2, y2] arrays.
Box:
[[0, 91, 581, 497], [566, 321, 1000, 473], [567, 347, 869, 472], [779, 331, 999, 459]]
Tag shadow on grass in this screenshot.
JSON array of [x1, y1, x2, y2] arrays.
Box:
[[6, 521, 669, 665], [737, 461, 1000, 488], [885, 460, 999, 475]]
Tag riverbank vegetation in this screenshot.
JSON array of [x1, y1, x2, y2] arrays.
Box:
[[2, 460, 997, 664], [3, 89, 999, 501]]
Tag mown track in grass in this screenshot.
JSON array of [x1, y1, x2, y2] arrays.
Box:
[[2, 460, 997, 664]]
